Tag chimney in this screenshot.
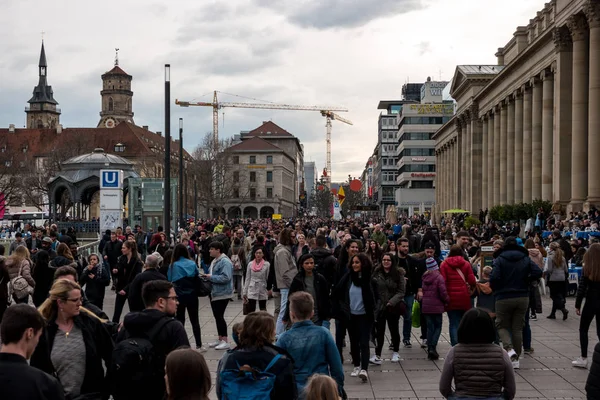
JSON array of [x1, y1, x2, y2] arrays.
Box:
[[142, 125, 149, 130], [495, 47, 505, 66], [157, 131, 162, 136], [56, 124, 63, 134], [8, 124, 15, 133]]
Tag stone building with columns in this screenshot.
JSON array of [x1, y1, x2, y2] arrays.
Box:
[[434, 0, 600, 218]]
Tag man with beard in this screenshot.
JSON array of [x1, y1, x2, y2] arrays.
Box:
[[397, 237, 426, 348]]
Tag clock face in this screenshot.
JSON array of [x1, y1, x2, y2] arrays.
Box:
[[105, 118, 116, 128]]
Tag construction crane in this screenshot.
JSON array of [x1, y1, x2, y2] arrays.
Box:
[[175, 90, 350, 183]]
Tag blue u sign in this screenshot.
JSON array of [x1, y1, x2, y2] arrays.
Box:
[[101, 170, 120, 188]]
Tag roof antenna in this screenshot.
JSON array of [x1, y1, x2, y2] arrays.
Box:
[[115, 48, 119, 66]]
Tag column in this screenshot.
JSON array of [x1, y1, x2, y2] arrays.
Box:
[[514, 89, 524, 203], [471, 107, 482, 212], [586, 2, 600, 206], [500, 101, 507, 204], [541, 69, 554, 201], [507, 96, 515, 204], [456, 120, 463, 207], [465, 113, 472, 210], [453, 138, 459, 207], [441, 148, 446, 211], [553, 26, 573, 205], [531, 76, 543, 200], [461, 118, 467, 209], [523, 84, 533, 203], [493, 106, 501, 205], [487, 114, 494, 208], [567, 14, 590, 211], [482, 115, 488, 211]]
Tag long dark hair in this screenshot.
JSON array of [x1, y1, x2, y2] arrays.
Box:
[[457, 308, 496, 344], [32, 250, 50, 276], [123, 240, 140, 261], [376, 253, 400, 281], [349, 253, 373, 286], [165, 348, 211, 400], [297, 254, 314, 272], [171, 243, 190, 265], [337, 239, 359, 270]]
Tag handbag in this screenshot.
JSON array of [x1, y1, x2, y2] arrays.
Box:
[[386, 301, 407, 317], [456, 267, 476, 296], [194, 274, 212, 297], [10, 261, 34, 300]]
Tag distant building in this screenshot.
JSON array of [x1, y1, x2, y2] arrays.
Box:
[[304, 161, 316, 208]]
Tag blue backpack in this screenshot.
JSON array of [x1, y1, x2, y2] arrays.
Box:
[[220, 353, 282, 400]]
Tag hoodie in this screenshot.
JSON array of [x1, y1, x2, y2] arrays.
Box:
[[490, 244, 542, 301], [274, 243, 297, 289], [310, 247, 337, 287], [440, 256, 476, 311]]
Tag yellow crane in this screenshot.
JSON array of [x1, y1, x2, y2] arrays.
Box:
[[175, 90, 350, 184]]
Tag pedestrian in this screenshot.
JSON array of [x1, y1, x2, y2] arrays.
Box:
[[127, 252, 166, 312], [31, 249, 54, 307], [421, 257, 450, 360], [546, 241, 569, 320], [586, 342, 600, 398], [79, 253, 111, 310], [112, 240, 143, 323], [103, 231, 123, 290], [304, 374, 341, 400], [164, 348, 211, 400], [206, 241, 234, 350], [0, 304, 65, 400], [439, 308, 516, 400], [573, 243, 600, 368], [524, 239, 543, 320], [6, 245, 35, 304], [274, 228, 297, 336], [229, 237, 246, 301], [242, 247, 270, 313]]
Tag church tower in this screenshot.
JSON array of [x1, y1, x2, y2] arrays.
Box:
[[26, 42, 60, 129], [98, 50, 134, 128]]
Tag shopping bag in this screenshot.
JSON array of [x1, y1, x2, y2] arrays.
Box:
[[411, 301, 421, 328]]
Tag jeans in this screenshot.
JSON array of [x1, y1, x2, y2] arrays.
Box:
[[273, 291, 281, 322], [425, 313, 443, 350], [447, 310, 466, 346], [495, 297, 529, 358], [335, 319, 347, 361], [176, 293, 201, 346], [112, 293, 127, 323], [522, 309, 531, 350], [276, 288, 289, 336], [579, 300, 600, 358], [375, 311, 400, 355], [348, 314, 372, 370], [210, 299, 230, 337], [245, 298, 267, 313], [403, 295, 415, 341]]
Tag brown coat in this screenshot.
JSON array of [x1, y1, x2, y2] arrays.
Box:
[[6, 258, 36, 288]]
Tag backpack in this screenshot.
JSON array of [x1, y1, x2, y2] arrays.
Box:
[[231, 254, 242, 271], [219, 353, 282, 400], [9, 261, 33, 300], [109, 317, 173, 399]]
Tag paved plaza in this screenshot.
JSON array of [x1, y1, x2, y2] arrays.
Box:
[[103, 291, 594, 399]]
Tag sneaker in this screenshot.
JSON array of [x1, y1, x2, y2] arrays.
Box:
[[215, 340, 230, 350], [421, 339, 428, 348], [430, 349, 440, 360], [369, 355, 382, 365], [524, 348, 535, 355], [403, 340, 412, 348], [391, 352, 400, 363], [572, 357, 588, 368], [351, 366, 361, 377], [547, 314, 556, 319], [208, 340, 220, 348], [530, 314, 537, 321], [359, 369, 368, 382], [507, 349, 517, 360], [562, 309, 569, 321], [195, 345, 207, 353], [512, 360, 520, 369]]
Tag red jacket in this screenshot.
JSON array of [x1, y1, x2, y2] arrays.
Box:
[[440, 256, 476, 311]]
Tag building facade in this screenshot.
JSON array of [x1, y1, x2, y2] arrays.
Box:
[[434, 0, 600, 217], [304, 161, 316, 209]]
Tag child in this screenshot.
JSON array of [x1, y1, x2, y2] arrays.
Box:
[[476, 266, 500, 345], [421, 257, 449, 360]]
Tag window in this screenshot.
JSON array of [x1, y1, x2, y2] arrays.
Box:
[[233, 171, 239, 183], [266, 155, 273, 164], [411, 181, 434, 188], [22, 146, 27, 153], [399, 164, 436, 174], [250, 171, 256, 182], [383, 159, 387, 166], [250, 188, 256, 199], [249, 156, 256, 164], [383, 132, 387, 139], [233, 188, 239, 198], [233, 156, 239, 164], [108, 97, 114, 112], [267, 188, 273, 198], [114, 143, 125, 152], [266, 171, 273, 182]]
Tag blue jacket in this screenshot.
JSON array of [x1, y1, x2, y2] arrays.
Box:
[[490, 245, 542, 301], [209, 254, 233, 300], [276, 320, 344, 396], [168, 257, 199, 296]]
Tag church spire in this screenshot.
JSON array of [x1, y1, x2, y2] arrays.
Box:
[[39, 41, 47, 68], [26, 41, 60, 129]]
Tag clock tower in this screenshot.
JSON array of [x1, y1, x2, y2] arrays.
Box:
[[98, 50, 134, 128]]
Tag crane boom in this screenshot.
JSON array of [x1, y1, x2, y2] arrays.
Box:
[[320, 111, 353, 186]]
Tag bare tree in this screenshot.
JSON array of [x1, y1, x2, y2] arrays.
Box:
[[313, 177, 333, 218], [0, 149, 22, 217]]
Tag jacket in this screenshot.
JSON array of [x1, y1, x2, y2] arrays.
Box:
[[209, 253, 233, 301], [546, 251, 568, 282], [275, 320, 344, 396], [167, 257, 199, 297], [50, 256, 77, 270], [26, 236, 42, 252], [30, 311, 114, 399], [476, 277, 495, 313], [213, 233, 231, 255], [0, 353, 65, 400], [371, 231, 387, 246], [284, 270, 331, 322], [310, 247, 337, 289], [274, 243, 297, 289], [332, 270, 380, 322], [216, 344, 297, 400], [421, 270, 449, 314], [127, 268, 167, 312], [291, 244, 309, 263], [102, 239, 123, 266], [575, 276, 600, 309], [586, 342, 600, 399], [114, 255, 143, 293], [552, 237, 573, 261], [242, 260, 270, 301], [440, 256, 476, 311], [115, 309, 190, 400], [32, 259, 58, 307], [490, 244, 542, 301], [6, 257, 35, 288], [371, 266, 406, 316], [79, 261, 111, 306], [396, 255, 426, 297]]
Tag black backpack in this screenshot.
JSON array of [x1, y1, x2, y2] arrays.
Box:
[[109, 317, 173, 399]]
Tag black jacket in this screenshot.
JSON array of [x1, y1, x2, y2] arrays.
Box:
[[575, 276, 600, 309], [127, 269, 167, 312], [115, 309, 190, 400], [114, 255, 143, 293], [103, 240, 123, 267], [30, 312, 114, 399], [0, 353, 65, 400], [332, 270, 380, 322], [80, 262, 111, 306], [397, 255, 426, 297], [284, 270, 331, 322], [553, 237, 574, 262], [32, 260, 59, 307], [490, 245, 542, 301], [26, 237, 42, 252], [587, 342, 600, 399], [291, 244, 309, 263], [310, 247, 337, 289]]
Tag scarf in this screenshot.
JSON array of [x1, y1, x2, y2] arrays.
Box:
[[251, 258, 265, 272]]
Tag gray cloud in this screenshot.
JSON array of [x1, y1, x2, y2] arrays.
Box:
[[253, 0, 424, 29]]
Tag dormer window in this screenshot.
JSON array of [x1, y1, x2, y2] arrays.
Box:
[[114, 143, 125, 152]]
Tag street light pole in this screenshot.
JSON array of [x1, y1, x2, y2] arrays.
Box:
[[179, 118, 184, 230], [194, 177, 198, 224], [164, 64, 171, 241]]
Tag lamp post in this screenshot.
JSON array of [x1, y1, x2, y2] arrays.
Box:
[[164, 64, 171, 240], [179, 118, 184, 230], [194, 177, 198, 223]]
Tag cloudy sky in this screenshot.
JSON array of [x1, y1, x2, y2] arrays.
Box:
[[0, 0, 540, 182]]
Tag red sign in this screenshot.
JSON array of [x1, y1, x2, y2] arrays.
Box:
[[411, 173, 436, 177]]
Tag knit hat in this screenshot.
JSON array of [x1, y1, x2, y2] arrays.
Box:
[[426, 257, 438, 271], [424, 241, 435, 250]]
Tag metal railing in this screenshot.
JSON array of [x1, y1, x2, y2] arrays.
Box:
[[57, 221, 100, 233], [77, 240, 101, 259]]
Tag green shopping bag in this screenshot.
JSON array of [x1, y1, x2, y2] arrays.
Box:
[[411, 301, 421, 328]]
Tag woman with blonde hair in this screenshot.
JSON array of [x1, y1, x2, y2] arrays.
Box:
[[546, 241, 569, 320], [31, 279, 113, 399], [572, 243, 600, 368], [6, 245, 35, 304], [304, 374, 341, 400]]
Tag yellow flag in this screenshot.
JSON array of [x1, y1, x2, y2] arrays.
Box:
[[338, 186, 345, 206]]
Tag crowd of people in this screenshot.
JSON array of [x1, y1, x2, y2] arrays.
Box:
[[0, 215, 599, 399]]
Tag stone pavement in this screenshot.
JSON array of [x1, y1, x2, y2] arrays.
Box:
[[102, 290, 594, 399]]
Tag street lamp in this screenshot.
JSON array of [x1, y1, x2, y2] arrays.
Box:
[[179, 118, 184, 229], [164, 64, 171, 240]]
